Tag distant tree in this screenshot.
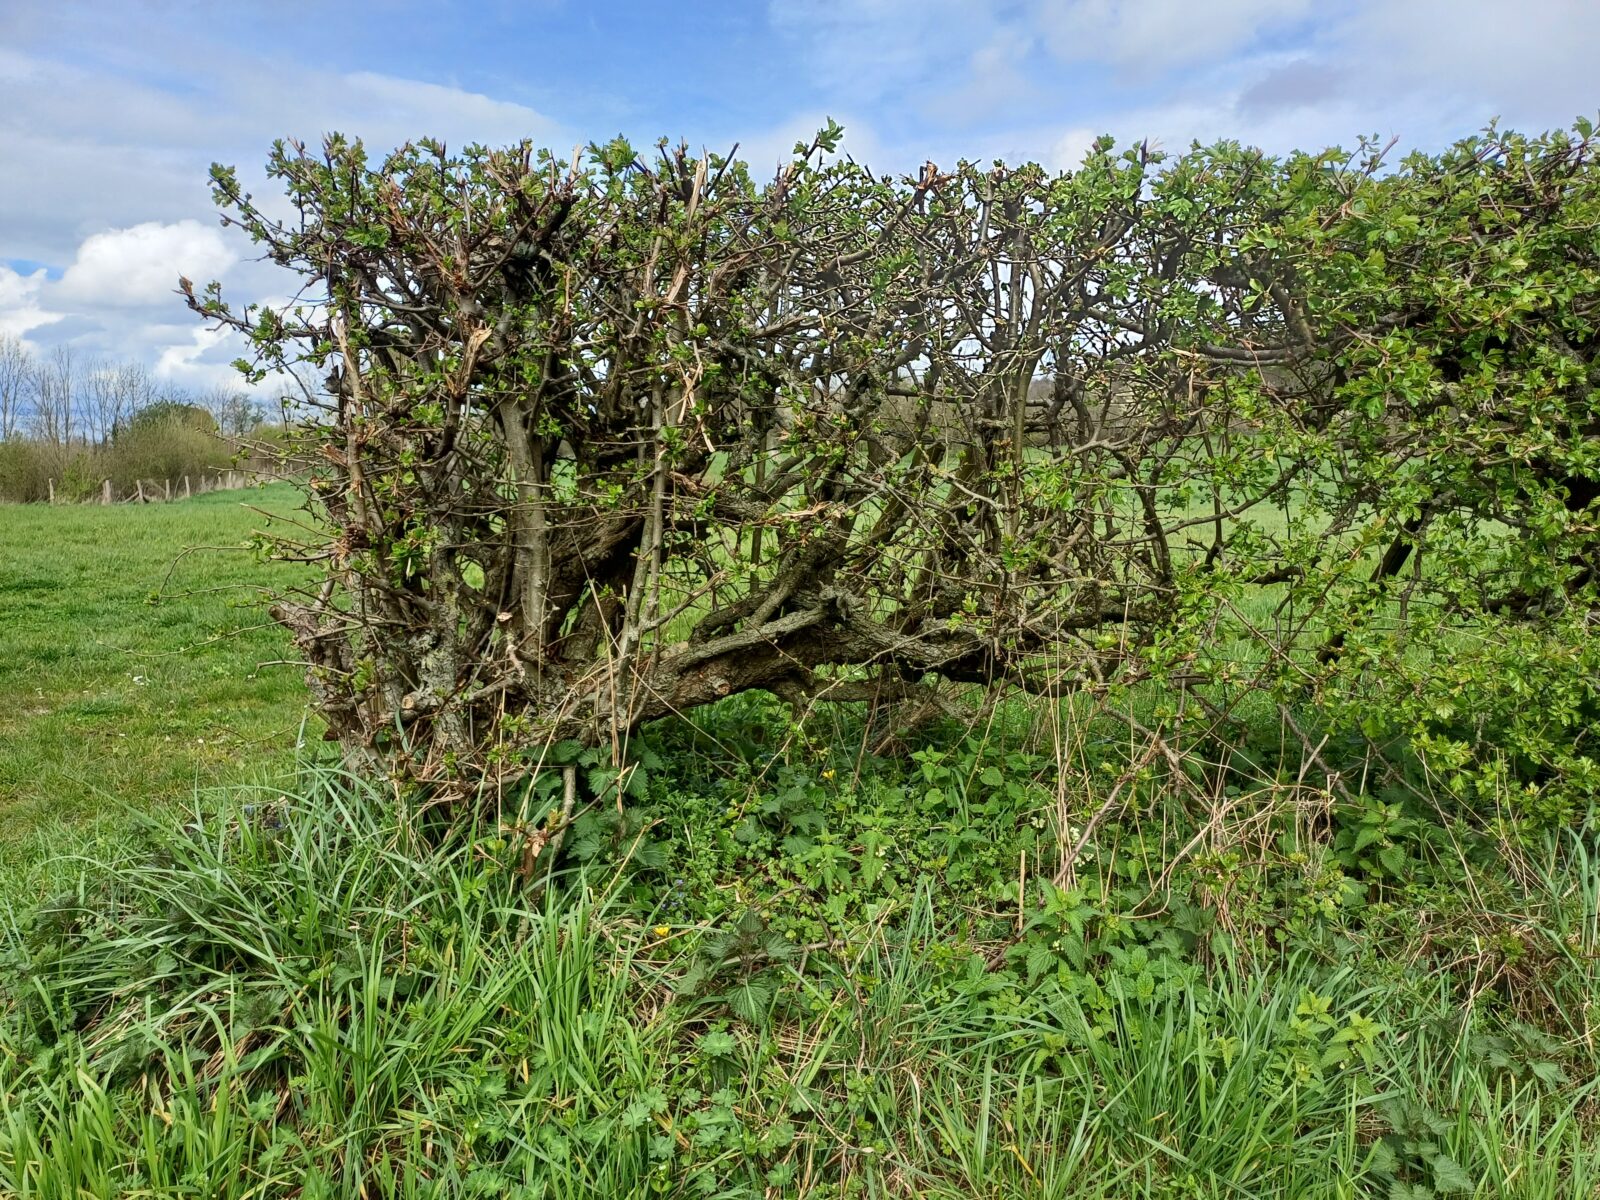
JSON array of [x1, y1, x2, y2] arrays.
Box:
[[80, 360, 157, 445], [205, 388, 265, 436], [116, 398, 220, 438], [0, 334, 30, 441], [29, 345, 76, 448]]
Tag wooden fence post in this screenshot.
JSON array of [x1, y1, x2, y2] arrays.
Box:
[[184, 475, 191, 498], [46, 478, 54, 504], [135, 480, 145, 504], [164, 478, 171, 501], [102, 479, 112, 506]]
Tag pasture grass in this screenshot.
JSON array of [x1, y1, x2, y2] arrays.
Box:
[[1, 771, 1595, 1198], [0, 486, 312, 854]]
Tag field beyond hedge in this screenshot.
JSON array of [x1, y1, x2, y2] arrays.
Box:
[[0, 485, 312, 851]]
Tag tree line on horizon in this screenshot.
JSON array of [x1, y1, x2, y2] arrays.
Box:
[[0, 334, 284, 502]]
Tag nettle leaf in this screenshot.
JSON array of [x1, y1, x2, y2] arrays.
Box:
[[862, 857, 887, 890], [1529, 1060, 1568, 1087], [789, 808, 825, 834], [1417, 1106, 1454, 1137], [625, 765, 650, 800], [674, 961, 709, 996], [1429, 1154, 1474, 1193], [1025, 942, 1056, 984], [1365, 1138, 1400, 1178], [760, 933, 794, 962], [630, 837, 669, 870], [724, 977, 775, 1025], [1352, 825, 1386, 855], [546, 740, 587, 765], [1378, 844, 1408, 878]]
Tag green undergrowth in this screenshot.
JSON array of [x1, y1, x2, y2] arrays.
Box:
[[3, 705, 1598, 1198]]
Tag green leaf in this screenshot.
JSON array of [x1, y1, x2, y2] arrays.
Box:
[[1378, 843, 1408, 878], [1417, 1106, 1453, 1137], [1025, 942, 1055, 984], [725, 977, 774, 1025], [1365, 1139, 1399, 1177], [625, 764, 650, 800], [621, 1088, 668, 1130], [547, 739, 587, 765], [1429, 1154, 1474, 1193], [1529, 1060, 1567, 1087]]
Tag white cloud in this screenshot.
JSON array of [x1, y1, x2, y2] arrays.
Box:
[[1048, 127, 1102, 171], [57, 221, 236, 309], [1328, 0, 1600, 128], [930, 25, 1041, 124], [0, 42, 564, 389], [0, 50, 566, 266], [923, 0, 1600, 183], [770, 0, 1005, 104], [154, 324, 238, 390], [769, 0, 1599, 180], [1036, 0, 1312, 75], [0, 264, 61, 339], [340, 71, 562, 145]]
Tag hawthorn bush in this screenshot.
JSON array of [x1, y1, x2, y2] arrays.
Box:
[[192, 122, 1600, 822]]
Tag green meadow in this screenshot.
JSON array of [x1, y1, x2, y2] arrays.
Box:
[[0, 487, 312, 850]]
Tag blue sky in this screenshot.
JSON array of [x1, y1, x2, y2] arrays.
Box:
[[2, 0, 1596, 392]]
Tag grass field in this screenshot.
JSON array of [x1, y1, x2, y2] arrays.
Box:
[[0, 485, 312, 851]]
